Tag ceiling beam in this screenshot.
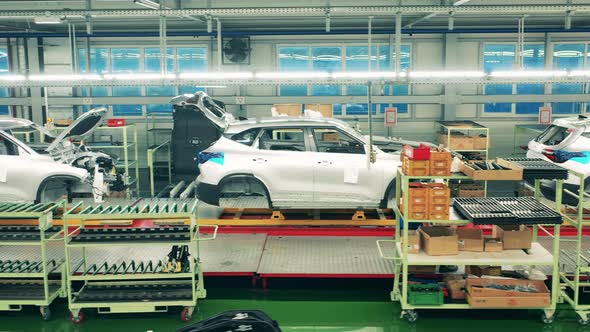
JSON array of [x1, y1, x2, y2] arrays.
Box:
[[0, 5, 587, 20]]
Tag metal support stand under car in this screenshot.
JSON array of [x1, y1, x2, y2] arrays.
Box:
[[377, 168, 562, 323], [0, 200, 67, 320], [63, 200, 217, 323]]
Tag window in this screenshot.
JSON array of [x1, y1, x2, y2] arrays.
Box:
[[77, 46, 208, 116], [227, 128, 260, 146], [278, 44, 411, 116], [258, 128, 305, 152], [483, 43, 546, 114], [0, 134, 18, 155], [552, 43, 585, 114], [0, 47, 9, 115], [312, 128, 365, 155], [535, 125, 571, 146]]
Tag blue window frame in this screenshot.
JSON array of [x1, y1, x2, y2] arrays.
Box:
[[483, 44, 515, 113], [0, 48, 9, 115], [311, 47, 342, 96], [177, 47, 208, 96], [278, 47, 309, 96], [552, 43, 585, 114], [145, 48, 175, 113], [111, 48, 142, 116], [78, 48, 109, 111], [516, 44, 545, 114]]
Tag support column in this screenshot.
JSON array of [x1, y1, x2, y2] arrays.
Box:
[[544, 33, 552, 106], [442, 34, 458, 121], [26, 38, 44, 124]]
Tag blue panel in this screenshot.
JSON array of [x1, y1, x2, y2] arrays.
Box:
[[311, 47, 341, 96], [391, 45, 411, 113], [379, 45, 389, 70], [280, 85, 307, 96], [484, 84, 512, 113], [113, 85, 142, 116], [333, 103, 342, 115], [145, 48, 174, 73], [516, 83, 544, 114], [179, 86, 205, 95], [147, 85, 175, 113], [347, 85, 367, 96], [346, 103, 378, 115], [111, 48, 140, 72], [177, 48, 207, 72]]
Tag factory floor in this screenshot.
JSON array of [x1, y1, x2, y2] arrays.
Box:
[[0, 279, 582, 332]]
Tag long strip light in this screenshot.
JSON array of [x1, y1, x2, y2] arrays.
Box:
[[3, 70, 590, 85], [490, 70, 567, 78]]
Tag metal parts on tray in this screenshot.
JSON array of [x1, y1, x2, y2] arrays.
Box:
[[503, 158, 569, 180]]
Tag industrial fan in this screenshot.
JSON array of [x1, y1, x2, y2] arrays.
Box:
[[222, 37, 251, 65]]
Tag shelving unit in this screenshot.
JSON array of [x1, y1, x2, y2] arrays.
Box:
[[0, 200, 67, 320], [145, 111, 173, 149], [86, 124, 140, 196], [558, 170, 590, 325], [377, 167, 562, 323], [63, 200, 217, 323], [436, 121, 490, 160], [146, 112, 174, 197]]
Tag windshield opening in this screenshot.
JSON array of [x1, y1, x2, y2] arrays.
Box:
[[535, 125, 572, 146]]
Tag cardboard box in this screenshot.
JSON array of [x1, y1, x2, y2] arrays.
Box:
[[458, 184, 486, 198], [418, 226, 458, 256], [438, 134, 474, 150], [493, 225, 532, 250], [466, 265, 502, 277], [402, 230, 420, 254], [447, 279, 467, 300], [305, 103, 333, 118], [457, 228, 484, 252], [466, 278, 550, 308], [273, 104, 302, 116], [484, 237, 503, 252], [459, 161, 523, 181], [322, 132, 339, 142], [409, 265, 437, 273], [473, 135, 488, 150]]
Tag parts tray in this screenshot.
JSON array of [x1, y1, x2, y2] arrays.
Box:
[[453, 197, 563, 225], [70, 226, 191, 243], [0, 281, 61, 300], [502, 158, 568, 180], [0, 226, 61, 241], [73, 283, 193, 303]]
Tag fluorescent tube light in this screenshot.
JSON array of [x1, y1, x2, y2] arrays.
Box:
[[490, 70, 567, 78], [569, 70, 590, 77], [133, 0, 161, 10], [331, 71, 398, 79], [0, 74, 25, 81], [33, 16, 62, 24], [409, 71, 485, 78], [103, 73, 175, 80], [255, 72, 330, 79], [179, 72, 253, 79]]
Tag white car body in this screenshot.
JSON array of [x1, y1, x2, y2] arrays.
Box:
[[172, 92, 402, 209], [527, 115, 590, 204], [0, 108, 116, 203]]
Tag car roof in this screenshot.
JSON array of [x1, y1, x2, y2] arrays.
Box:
[[226, 116, 352, 134]]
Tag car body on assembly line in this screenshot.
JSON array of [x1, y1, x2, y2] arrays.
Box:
[[171, 91, 403, 209], [527, 114, 590, 205], [0, 108, 118, 203]]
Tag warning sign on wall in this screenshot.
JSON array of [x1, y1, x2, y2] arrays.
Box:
[[385, 107, 397, 127], [539, 106, 552, 124]]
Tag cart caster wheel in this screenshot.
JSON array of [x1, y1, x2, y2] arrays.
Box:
[[70, 311, 84, 324], [40, 306, 51, 321], [541, 312, 554, 324], [579, 318, 589, 326], [181, 307, 192, 322], [403, 310, 418, 323]]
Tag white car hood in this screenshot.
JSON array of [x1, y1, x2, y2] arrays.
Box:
[[47, 107, 107, 153]]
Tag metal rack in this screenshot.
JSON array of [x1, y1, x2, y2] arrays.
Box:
[[63, 200, 217, 323], [377, 168, 562, 323], [558, 170, 590, 325], [435, 120, 490, 158], [87, 125, 140, 196], [148, 140, 172, 197], [0, 200, 67, 320]]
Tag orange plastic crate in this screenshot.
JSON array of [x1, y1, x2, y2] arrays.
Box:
[[402, 155, 430, 176], [430, 150, 452, 176]]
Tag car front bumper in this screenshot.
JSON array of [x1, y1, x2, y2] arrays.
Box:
[[196, 181, 220, 206]]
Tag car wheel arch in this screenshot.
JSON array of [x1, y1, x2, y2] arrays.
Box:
[[380, 178, 397, 209], [218, 173, 273, 208], [35, 174, 80, 203]]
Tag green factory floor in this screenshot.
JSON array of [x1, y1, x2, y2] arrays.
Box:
[[0, 279, 584, 332]]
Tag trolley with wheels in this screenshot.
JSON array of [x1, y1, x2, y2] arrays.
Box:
[[377, 168, 563, 324], [63, 200, 217, 323], [0, 200, 67, 320]]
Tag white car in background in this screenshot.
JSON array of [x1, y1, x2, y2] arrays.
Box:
[[527, 115, 590, 205], [172, 91, 403, 209], [0, 108, 118, 203]]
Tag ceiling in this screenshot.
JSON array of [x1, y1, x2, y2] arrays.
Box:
[[0, 0, 588, 34]]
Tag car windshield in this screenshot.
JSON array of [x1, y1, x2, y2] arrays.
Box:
[[535, 125, 572, 146]]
